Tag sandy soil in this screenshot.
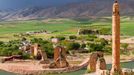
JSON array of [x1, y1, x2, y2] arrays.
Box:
[[0, 54, 133, 75]]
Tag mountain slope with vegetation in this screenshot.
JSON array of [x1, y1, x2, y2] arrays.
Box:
[[0, 0, 134, 21]]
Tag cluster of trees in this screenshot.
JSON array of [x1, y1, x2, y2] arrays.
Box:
[[13, 33, 31, 38], [69, 35, 77, 40], [30, 37, 85, 57], [31, 36, 130, 56], [0, 38, 54, 59], [0, 40, 20, 56], [0, 40, 31, 59], [51, 35, 77, 41], [2, 34, 131, 59], [99, 28, 111, 35], [51, 35, 112, 54], [87, 38, 111, 53], [78, 28, 111, 35], [120, 43, 129, 55], [0, 36, 85, 58]]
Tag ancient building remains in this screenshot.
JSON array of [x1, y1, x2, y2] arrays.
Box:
[[49, 46, 69, 68], [111, 0, 122, 75], [86, 0, 134, 75], [87, 52, 106, 73], [31, 44, 49, 63]]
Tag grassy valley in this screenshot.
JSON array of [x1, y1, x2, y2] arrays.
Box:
[[0, 17, 133, 35]]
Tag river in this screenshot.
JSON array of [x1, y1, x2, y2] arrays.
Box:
[[0, 61, 134, 75]]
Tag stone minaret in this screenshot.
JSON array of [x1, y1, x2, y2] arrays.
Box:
[[111, 0, 122, 75]]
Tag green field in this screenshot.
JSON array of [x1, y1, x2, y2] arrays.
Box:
[[0, 19, 79, 34], [0, 17, 134, 41]]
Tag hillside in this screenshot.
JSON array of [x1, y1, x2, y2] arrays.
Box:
[[0, 0, 134, 21]]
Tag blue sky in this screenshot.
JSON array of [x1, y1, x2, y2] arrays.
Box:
[[0, 0, 86, 10]]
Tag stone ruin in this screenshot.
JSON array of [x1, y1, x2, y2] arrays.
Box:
[[20, 43, 49, 64], [87, 52, 134, 75], [20, 38, 69, 68], [30, 44, 49, 64], [86, 0, 134, 75], [49, 46, 69, 68], [87, 52, 106, 73]]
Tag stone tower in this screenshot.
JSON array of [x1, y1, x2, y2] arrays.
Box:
[[111, 0, 122, 75]]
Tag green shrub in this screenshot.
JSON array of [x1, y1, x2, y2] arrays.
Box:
[[85, 35, 97, 41], [94, 38, 108, 46], [0, 40, 21, 56], [81, 43, 86, 49], [99, 28, 111, 35], [103, 45, 112, 54], [50, 36, 55, 39], [92, 44, 104, 52], [0, 41, 4, 46], [69, 35, 77, 40], [67, 42, 80, 50], [86, 38, 110, 53], [132, 50, 134, 55], [78, 35, 96, 41], [120, 50, 130, 55], [79, 29, 99, 35], [121, 43, 129, 51], [56, 36, 66, 41], [88, 34, 97, 38], [22, 52, 31, 59]]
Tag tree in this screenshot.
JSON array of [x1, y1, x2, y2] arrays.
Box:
[[86, 36, 112, 53], [94, 38, 108, 46], [21, 37, 27, 41], [0, 41, 4, 46], [0, 40, 21, 56], [99, 28, 111, 35], [67, 42, 80, 50], [86, 35, 97, 41], [87, 42, 106, 52], [81, 43, 86, 49], [121, 43, 129, 51], [56, 36, 66, 41], [69, 35, 77, 40]]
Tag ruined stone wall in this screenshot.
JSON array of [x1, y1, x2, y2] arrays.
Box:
[[87, 52, 106, 73], [0, 58, 89, 75], [99, 68, 134, 75], [53, 46, 69, 68]]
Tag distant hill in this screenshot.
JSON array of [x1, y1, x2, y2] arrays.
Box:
[[0, 0, 134, 21]]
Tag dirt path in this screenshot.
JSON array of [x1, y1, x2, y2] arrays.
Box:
[[121, 37, 134, 44]]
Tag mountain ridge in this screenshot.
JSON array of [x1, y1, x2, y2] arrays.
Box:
[[0, 0, 134, 21]]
